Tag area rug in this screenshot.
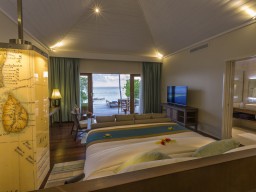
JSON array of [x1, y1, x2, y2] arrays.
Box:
[[45, 160, 85, 188]]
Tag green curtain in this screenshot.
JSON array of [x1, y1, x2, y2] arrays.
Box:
[[49, 57, 80, 121], [142, 62, 162, 113]]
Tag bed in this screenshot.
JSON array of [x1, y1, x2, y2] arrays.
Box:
[[41, 122, 256, 192], [83, 122, 216, 180]]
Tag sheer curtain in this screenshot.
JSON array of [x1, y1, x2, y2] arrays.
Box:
[[49, 57, 80, 121], [142, 62, 162, 113]]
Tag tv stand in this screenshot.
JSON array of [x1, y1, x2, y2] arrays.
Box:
[[162, 103, 198, 131]]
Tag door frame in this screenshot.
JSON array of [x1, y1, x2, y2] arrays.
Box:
[[81, 73, 141, 115], [222, 61, 235, 139], [222, 55, 256, 139], [130, 74, 140, 114], [80, 73, 93, 113]]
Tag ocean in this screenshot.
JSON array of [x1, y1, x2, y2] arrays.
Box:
[[93, 87, 128, 104]]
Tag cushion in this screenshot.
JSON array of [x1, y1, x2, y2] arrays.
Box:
[[151, 113, 167, 119], [233, 133, 256, 146], [115, 114, 134, 122], [118, 157, 197, 174], [134, 114, 151, 120], [134, 118, 171, 124], [115, 151, 171, 173], [91, 122, 117, 129], [115, 121, 134, 126], [96, 115, 115, 123], [79, 120, 88, 129], [224, 144, 256, 154], [192, 139, 240, 157]]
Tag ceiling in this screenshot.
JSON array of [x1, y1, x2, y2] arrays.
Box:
[[0, 0, 256, 60]]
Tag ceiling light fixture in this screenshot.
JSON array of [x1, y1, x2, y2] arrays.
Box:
[[156, 52, 163, 59], [241, 6, 256, 19], [94, 7, 100, 14], [50, 41, 64, 49]]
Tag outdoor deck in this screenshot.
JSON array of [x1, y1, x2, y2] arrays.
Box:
[[93, 102, 140, 116]]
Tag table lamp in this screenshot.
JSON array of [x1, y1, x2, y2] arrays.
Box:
[[51, 89, 62, 107]]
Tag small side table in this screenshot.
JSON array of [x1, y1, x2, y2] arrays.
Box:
[[82, 113, 95, 119], [49, 106, 62, 128], [82, 114, 95, 130]]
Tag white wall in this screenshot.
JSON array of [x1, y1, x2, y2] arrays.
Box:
[[80, 59, 142, 74], [0, 10, 48, 54], [162, 22, 256, 139]]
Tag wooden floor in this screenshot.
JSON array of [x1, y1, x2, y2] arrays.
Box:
[[41, 122, 86, 189]]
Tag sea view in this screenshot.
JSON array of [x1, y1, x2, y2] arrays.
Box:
[[93, 87, 128, 104]]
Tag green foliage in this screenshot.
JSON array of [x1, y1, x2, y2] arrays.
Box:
[[123, 79, 140, 98], [80, 76, 88, 103]]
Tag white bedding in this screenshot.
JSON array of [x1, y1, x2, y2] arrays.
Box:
[[84, 123, 215, 180]]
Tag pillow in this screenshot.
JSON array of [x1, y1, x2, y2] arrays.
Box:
[[96, 115, 115, 123], [91, 122, 118, 129], [135, 118, 171, 124], [115, 151, 171, 173], [224, 144, 256, 154], [115, 121, 134, 126], [151, 113, 167, 119], [192, 139, 240, 157], [134, 114, 151, 120], [115, 114, 134, 122], [233, 133, 256, 146], [118, 157, 197, 174]]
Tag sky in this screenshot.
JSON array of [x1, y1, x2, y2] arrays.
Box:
[[93, 74, 130, 87]]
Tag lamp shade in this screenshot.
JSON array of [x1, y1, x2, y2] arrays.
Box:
[[51, 89, 62, 99]]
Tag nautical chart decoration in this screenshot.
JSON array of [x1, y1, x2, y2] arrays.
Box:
[[0, 47, 50, 191]]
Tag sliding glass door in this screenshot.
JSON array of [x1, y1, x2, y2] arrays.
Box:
[[80, 73, 141, 116], [92, 74, 129, 116]]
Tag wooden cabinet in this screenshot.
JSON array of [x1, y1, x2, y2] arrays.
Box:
[[233, 107, 256, 130], [162, 103, 198, 131]]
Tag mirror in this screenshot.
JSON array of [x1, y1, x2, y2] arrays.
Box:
[[248, 79, 256, 98], [233, 71, 244, 103]]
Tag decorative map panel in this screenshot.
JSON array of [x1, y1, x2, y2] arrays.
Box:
[[0, 48, 49, 191]]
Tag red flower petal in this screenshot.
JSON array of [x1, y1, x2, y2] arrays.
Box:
[[161, 141, 166, 145]]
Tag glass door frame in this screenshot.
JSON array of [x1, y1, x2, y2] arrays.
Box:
[[80, 73, 93, 113], [130, 74, 140, 114], [80, 73, 140, 115]]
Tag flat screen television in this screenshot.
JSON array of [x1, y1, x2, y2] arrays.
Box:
[[167, 86, 188, 106]]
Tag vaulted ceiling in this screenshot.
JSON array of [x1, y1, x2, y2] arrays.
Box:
[[0, 0, 256, 60]]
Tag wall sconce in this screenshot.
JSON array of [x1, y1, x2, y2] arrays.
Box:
[[43, 71, 48, 78], [50, 89, 62, 107]]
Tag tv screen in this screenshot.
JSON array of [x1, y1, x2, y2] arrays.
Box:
[[167, 86, 188, 106], [167, 86, 175, 104], [174, 86, 188, 106]]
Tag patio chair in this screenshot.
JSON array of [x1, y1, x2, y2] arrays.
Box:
[[70, 111, 89, 141], [118, 99, 130, 114]]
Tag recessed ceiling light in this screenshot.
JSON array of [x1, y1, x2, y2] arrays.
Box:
[[94, 7, 100, 14], [156, 52, 163, 59], [50, 41, 63, 49], [241, 6, 256, 19]]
